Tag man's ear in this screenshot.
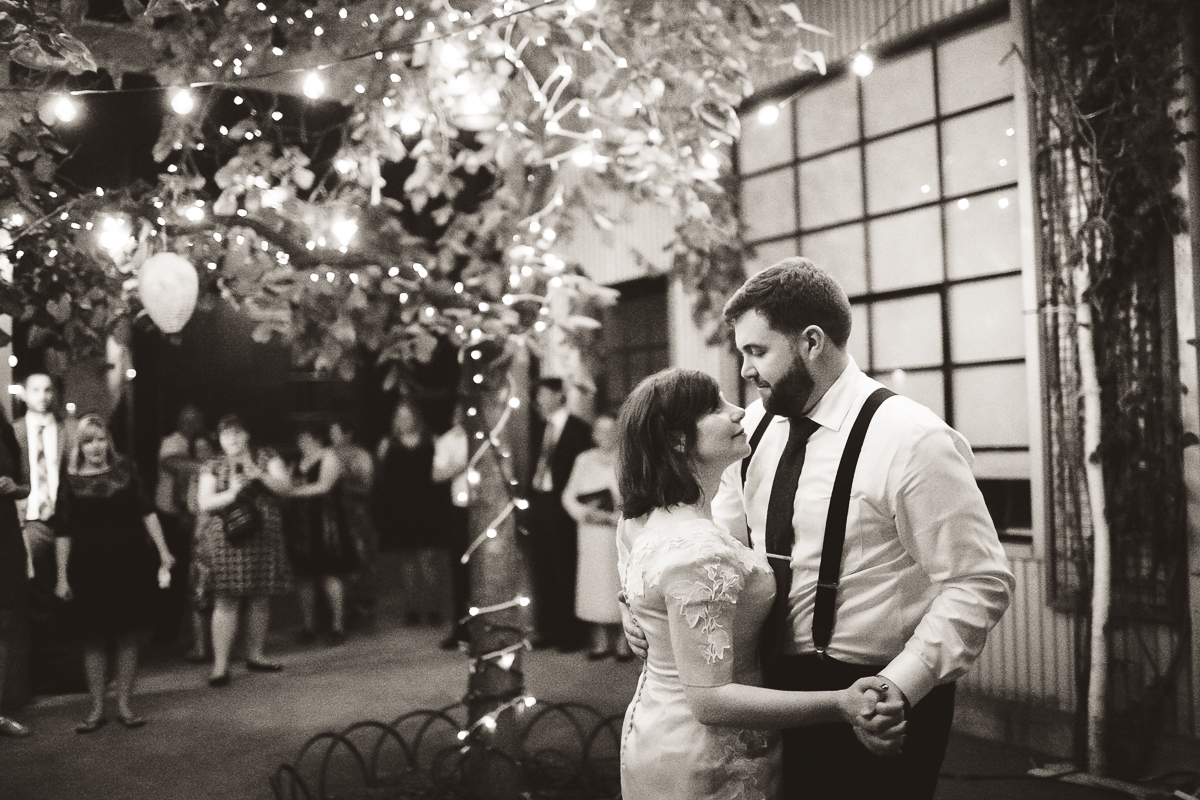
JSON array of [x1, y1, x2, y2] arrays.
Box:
[[801, 325, 828, 360]]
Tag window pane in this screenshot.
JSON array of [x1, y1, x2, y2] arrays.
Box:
[[946, 188, 1020, 279], [876, 368, 945, 420], [797, 78, 859, 156], [740, 103, 793, 174], [941, 102, 1018, 196], [938, 20, 1016, 115], [801, 224, 867, 295], [865, 126, 939, 214], [863, 49, 935, 137], [952, 363, 1029, 447], [871, 293, 942, 370], [868, 206, 943, 292], [740, 168, 795, 241], [949, 276, 1025, 363], [746, 237, 796, 275], [848, 303, 870, 369], [973, 451, 1031, 480], [799, 150, 863, 229]]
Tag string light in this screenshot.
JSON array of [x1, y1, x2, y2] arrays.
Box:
[[303, 71, 326, 99], [53, 95, 77, 123], [171, 89, 195, 115], [852, 50, 875, 77]]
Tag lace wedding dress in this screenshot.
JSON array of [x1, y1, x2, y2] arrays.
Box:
[[618, 506, 781, 800]]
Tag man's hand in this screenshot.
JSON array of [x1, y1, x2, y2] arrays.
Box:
[[617, 591, 648, 660], [841, 677, 906, 757], [55, 579, 72, 602], [0, 476, 18, 497]]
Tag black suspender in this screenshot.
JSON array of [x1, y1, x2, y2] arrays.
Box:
[[813, 387, 894, 654], [740, 388, 896, 654]]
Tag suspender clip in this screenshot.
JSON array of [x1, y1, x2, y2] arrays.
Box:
[[817, 580, 839, 589], [815, 647, 827, 660]]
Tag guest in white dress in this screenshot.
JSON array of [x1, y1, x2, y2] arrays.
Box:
[[615, 368, 904, 800], [561, 415, 632, 661]]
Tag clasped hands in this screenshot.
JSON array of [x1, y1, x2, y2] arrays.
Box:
[[841, 677, 906, 757]]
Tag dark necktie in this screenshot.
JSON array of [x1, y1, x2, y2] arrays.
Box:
[[759, 416, 820, 686], [34, 423, 52, 520]]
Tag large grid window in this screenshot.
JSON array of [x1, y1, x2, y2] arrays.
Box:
[[737, 16, 1032, 537]]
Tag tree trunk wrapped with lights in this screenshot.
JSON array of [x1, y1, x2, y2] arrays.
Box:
[[456, 337, 534, 798]]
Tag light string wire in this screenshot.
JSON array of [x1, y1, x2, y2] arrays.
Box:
[[755, 0, 921, 115], [0, 0, 569, 96]]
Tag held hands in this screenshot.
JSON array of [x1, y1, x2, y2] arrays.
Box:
[[0, 476, 19, 496], [840, 676, 906, 757], [55, 579, 72, 602]]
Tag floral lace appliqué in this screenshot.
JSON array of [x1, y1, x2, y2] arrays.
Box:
[[713, 728, 778, 800], [668, 556, 743, 664]]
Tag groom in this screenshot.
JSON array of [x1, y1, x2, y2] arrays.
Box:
[[625, 258, 1013, 799]]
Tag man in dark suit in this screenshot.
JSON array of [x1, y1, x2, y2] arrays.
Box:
[[14, 373, 80, 694], [526, 377, 592, 652]]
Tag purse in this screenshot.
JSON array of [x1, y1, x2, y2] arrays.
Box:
[[218, 481, 264, 546]]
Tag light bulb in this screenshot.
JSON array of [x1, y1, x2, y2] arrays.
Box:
[[573, 0, 596, 9], [171, 90, 195, 115], [399, 114, 423, 136], [332, 217, 358, 246], [54, 96, 78, 123], [852, 51, 874, 78], [302, 72, 326, 99], [571, 146, 595, 168], [756, 104, 780, 125]]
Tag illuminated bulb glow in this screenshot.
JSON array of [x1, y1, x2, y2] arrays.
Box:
[[171, 89, 195, 115], [54, 96, 78, 123], [302, 72, 326, 99], [757, 104, 780, 125], [852, 51, 875, 77]]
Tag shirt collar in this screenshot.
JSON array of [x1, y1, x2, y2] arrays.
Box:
[[548, 406, 569, 432], [804, 356, 864, 434], [26, 411, 56, 429]]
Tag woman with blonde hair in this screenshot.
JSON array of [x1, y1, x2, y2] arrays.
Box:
[[53, 415, 174, 732]]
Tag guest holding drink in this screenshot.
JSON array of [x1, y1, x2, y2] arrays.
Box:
[[196, 414, 293, 688]]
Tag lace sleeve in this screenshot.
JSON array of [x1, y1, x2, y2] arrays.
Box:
[[659, 532, 747, 688]]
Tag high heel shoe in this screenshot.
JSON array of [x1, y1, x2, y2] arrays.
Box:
[[117, 713, 146, 729], [207, 671, 231, 688], [75, 716, 107, 734]]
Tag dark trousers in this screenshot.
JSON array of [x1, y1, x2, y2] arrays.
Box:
[[22, 522, 84, 694], [774, 654, 955, 800], [526, 492, 583, 650], [152, 514, 192, 646]]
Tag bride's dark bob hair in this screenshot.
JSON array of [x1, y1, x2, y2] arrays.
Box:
[[617, 368, 722, 519]]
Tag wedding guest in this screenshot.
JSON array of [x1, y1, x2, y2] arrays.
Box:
[[154, 403, 214, 660], [374, 400, 451, 626], [14, 373, 80, 693], [196, 414, 293, 687], [561, 414, 630, 661], [53, 416, 174, 732], [0, 406, 32, 738], [287, 425, 359, 646], [526, 377, 592, 651], [329, 419, 378, 630], [431, 416, 470, 650]]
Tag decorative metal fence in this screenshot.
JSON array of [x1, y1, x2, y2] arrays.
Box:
[[271, 702, 623, 800]]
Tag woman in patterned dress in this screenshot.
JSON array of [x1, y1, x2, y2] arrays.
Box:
[[615, 369, 902, 800], [53, 416, 174, 732], [196, 414, 294, 687]]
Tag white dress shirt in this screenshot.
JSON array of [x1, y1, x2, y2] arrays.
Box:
[[25, 411, 60, 521], [712, 358, 1014, 706]]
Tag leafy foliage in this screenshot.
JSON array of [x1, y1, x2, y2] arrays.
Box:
[[0, 0, 827, 383]]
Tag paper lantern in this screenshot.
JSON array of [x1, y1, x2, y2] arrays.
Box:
[[139, 252, 198, 333]]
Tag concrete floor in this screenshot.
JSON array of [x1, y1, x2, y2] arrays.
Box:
[[0, 601, 1146, 800]]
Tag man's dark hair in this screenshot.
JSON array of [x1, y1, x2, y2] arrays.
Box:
[[617, 368, 722, 519], [722, 257, 853, 347]]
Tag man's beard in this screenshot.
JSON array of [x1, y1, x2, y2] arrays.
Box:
[[760, 361, 814, 418]]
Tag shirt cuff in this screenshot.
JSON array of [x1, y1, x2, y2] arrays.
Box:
[[878, 650, 939, 708]]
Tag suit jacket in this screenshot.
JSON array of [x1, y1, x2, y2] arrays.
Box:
[[532, 413, 593, 499], [13, 414, 74, 526]]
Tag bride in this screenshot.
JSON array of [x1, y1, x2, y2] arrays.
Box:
[[615, 368, 903, 800]]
